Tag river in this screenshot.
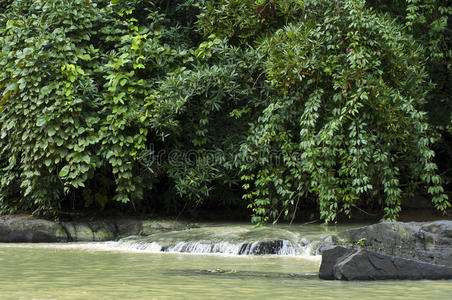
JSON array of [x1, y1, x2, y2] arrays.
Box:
[[0, 223, 451, 299]]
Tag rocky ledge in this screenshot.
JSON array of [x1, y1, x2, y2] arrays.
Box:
[[319, 246, 452, 280], [0, 215, 197, 242], [318, 221, 452, 280]]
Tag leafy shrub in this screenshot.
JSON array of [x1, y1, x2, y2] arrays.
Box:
[[196, 0, 304, 44], [0, 0, 183, 214], [241, 0, 450, 224], [0, 0, 450, 223]]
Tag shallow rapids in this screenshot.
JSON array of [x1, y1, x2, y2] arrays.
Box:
[[114, 223, 355, 257], [1, 228, 451, 299]]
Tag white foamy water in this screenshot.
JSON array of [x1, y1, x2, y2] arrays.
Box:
[[105, 238, 309, 257], [166, 241, 243, 254], [277, 240, 296, 255], [2, 239, 319, 259]]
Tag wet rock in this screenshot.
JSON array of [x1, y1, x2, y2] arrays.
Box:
[[318, 246, 356, 279], [140, 220, 198, 236], [60, 220, 117, 242], [0, 216, 68, 242], [62, 222, 95, 242], [320, 246, 452, 280], [319, 221, 452, 267], [115, 218, 142, 237], [0, 215, 197, 243], [86, 221, 116, 241]]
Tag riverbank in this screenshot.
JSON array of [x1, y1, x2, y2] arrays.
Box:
[[0, 215, 198, 242], [2, 215, 452, 281], [2, 207, 450, 243]]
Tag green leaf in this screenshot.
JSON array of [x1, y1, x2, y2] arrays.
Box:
[[59, 166, 70, 177]]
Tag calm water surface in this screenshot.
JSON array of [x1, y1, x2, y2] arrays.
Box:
[[1, 245, 451, 299], [0, 222, 451, 299]]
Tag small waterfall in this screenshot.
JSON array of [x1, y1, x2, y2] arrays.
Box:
[[166, 241, 242, 254], [116, 238, 299, 256], [278, 240, 296, 255], [15, 224, 327, 259], [238, 240, 296, 255], [110, 225, 329, 257], [117, 239, 163, 252], [239, 241, 259, 255]]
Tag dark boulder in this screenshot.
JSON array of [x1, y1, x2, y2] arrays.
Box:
[[318, 246, 356, 279], [320, 246, 452, 280], [319, 221, 452, 267]]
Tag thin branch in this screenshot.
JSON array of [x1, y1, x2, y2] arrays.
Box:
[[290, 194, 301, 225], [353, 206, 379, 216], [299, 219, 319, 225], [176, 200, 188, 221]]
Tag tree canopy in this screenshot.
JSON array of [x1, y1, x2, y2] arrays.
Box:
[[0, 0, 450, 224]]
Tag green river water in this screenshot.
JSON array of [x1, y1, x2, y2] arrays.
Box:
[[0, 223, 451, 299]]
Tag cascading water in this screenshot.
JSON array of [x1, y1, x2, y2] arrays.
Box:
[[113, 225, 326, 257], [6, 223, 355, 259], [167, 241, 243, 254], [117, 238, 299, 256]]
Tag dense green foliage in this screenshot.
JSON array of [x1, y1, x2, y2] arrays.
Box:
[[0, 0, 450, 223]]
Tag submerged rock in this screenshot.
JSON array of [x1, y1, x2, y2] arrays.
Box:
[[320, 246, 452, 280]]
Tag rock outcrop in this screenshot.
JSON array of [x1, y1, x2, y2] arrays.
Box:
[[0, 216, 67, 242], [318, 246, 356, 279], [318, 221, 452, 280], [318, 220, 452, 267], [0, 215, 197, 242], [320, 246, 452, 280]]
